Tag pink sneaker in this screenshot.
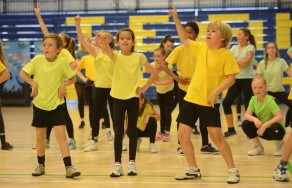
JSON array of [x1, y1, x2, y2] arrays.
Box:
[[162, 132, 170, 142], [155, 132, 164, 141]]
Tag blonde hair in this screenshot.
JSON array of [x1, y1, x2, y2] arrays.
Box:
[[252, 74, 267, 86], [99, 30, 115, 50], [207, 20, 232, 48]]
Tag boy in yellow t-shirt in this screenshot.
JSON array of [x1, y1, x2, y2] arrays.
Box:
[[19, 34, 80, 178], [168, 6, 240, 184]]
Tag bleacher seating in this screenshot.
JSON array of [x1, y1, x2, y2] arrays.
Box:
[[1, 8, 292, 101]]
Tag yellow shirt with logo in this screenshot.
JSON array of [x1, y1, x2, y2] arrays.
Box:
[[185, 41, 239, 106], [110, 52, 146, 99], [22, 55, 75, 111]]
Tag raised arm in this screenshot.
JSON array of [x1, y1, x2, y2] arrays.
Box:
[[168, 5, 191, 47], [75, 14, 98, 57], [34, 4, 49, 36]]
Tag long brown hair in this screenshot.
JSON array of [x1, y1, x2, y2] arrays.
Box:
[[59, 33, 76, 58], [264, 42, 278, 70], [0, 40, 7, 67], [139, 93, 153, 116], [239, 28, 257, 49]]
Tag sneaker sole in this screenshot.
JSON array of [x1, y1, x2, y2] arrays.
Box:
[[227, 180, 240, 184], [110, 173, 124, 177], [201, 151, 220, 155], [66, 172, 81, 178], [84, 149, 97, 152], [32, 172, 45, 176], [175, 175, 201, 180], [128, 172, 137, 176]]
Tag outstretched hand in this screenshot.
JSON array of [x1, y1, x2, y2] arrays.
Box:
[[167, 3, 178, 18], [34, 4, 41, 16], [75, 14, 81, 25]]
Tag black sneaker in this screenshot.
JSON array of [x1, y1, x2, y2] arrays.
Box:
[[201, 144, 219, 154], [224, 130, 237, 137], [1, 142, 13, 150], [79, 121, 85, 128]]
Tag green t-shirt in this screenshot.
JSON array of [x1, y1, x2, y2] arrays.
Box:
[[247, 95, 283, 125]]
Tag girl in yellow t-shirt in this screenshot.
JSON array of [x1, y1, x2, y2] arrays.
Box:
[[100, 28, 157, 177], [151, 47, 174, 142], [136, 93, 160, 153], [75, 14, 115, 152], [34, 5, 77, 150], [0, 40, 13, 150]]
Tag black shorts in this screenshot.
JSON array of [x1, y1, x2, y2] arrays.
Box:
[[177, 100, 221, 128], [32, 104, 66, 128]]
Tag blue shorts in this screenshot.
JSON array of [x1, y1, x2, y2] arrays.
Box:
[[32, 104, 66, 128], [177, 100, 221, 128]]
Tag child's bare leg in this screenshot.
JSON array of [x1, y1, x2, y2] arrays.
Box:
[[54, 125, 70, 157], [35, 128, 46, 156], [207, 127, 235, 168], [178, 123, 197, 167]]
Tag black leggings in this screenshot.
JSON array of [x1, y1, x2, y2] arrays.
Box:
[[114, 97, 139, 163], [47, 99, 74, 139], [91, 87, 113, 139], [137, 117, 157, 143], [267, 91, 292, 127], [0, 105, 5, 134], [241, 120, 285, 141], [223, 79, 253, 115], [157, 90, 173, 132], [171, 71, 179, 112], [75, 82, 85, 119]]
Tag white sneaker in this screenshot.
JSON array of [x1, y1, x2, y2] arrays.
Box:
[[149, 143, 157, 153], [84, 140, 97, 152], [273, 165, 289, 182], [110, 163, 124, 177], [136, 138, 142, 152], [106, 130, 113, 141], [274, 141, 284, 156], [128, 161, 137, 176], [175, 168, 201, 180], [66, 166, 81, 178], [227, 169, 240, 184], [32, 164, 45, 176], [247, 146, 264, 156]]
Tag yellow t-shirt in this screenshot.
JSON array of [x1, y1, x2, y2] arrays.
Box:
[[151, 62, 174, 94], [137, 102, 155, 131], [185, 41, 239, 106], [0, 61, 6, 73], [165, 45, 196, 92], [22, 55, 75, 111], [110, 52, 146, 99], [78, 54, 95, 81], [60, 49, 75, 65], [93, 50, 115, 88]]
